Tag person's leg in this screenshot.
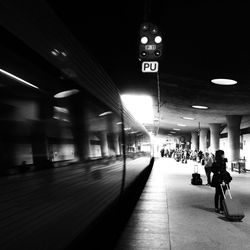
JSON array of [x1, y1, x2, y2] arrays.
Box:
[[207, 169, 211, 185], [214, 186, 220, 211], [205, 167, 209, 185]]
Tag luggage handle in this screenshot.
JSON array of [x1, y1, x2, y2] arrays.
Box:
[[220, 183, 232, 200], [194, 164, 199, 173]]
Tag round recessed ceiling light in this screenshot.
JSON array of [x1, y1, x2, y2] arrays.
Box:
[[141, 36, 148, 44], [211, 78, 237, 85], [173, 128, 181, 131], [192, 105, 209, 110], [182, 117, 195, 120], [177, 124, 187, 127]]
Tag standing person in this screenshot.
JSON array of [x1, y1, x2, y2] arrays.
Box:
[[211, 150, 232, 214], [204, 152, 213, 185], [198, 150, 203, 163], [160, 148, 164, 157]]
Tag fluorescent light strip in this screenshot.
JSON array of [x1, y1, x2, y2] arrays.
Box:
[[177, 124, 187, 127], [192, 105, 208, 110], [99, 111, 113, 117], [182, 117, 195, 120], [211, 78, 237, 85], [0, 68, 39, 89]]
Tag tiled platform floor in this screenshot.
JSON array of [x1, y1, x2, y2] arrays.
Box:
[[115, 157, 250, 250]]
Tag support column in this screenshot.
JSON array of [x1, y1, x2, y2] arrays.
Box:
[[69, 94, 90, 161], [31, 98, 54, 169], [199, 128, 208, 153], [113, 134, 120, 155], [31, 121, 50, 169], [100, 131, 109, 157], [191, 132, 199, 151], [226, 115, 242, 162], [209, 123, 221, 154]]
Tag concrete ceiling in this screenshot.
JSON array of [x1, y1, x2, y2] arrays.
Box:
[[44, 1, 250, 135], [1, 1, 250, 135]]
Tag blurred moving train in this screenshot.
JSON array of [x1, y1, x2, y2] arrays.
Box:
[[0, 5, 153, 249]]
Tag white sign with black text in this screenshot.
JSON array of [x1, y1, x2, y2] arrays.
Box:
[[142, 61, 159, 73]]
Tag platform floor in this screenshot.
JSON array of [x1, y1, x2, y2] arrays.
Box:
[[115, 157, 250, 250]]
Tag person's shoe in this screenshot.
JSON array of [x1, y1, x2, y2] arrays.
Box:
[[219, 210, 224, 214]]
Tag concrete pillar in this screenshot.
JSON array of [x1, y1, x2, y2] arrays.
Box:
[[31, 98, 54, 169], [69, 95, 90, 161], [100, 131, 109, 157], [191, 132, 199, 151], [199, 128, 208, 153], [209, 123, 221, 154], [107, 133, 120, 156], [226, 115, 242, 162], [114, 134, 120, 155]]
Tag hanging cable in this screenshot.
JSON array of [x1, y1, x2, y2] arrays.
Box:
[[155, 71, 161, 136], [143, 0, 152, 21], [157, 71, 160, 114]]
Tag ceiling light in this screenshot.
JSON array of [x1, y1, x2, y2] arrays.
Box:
[[177, 124, 187, 127], [51, 51, 58, 56], [116, 122, 122, 125], [0, 68, 39, 89], [51, 49, 60, 56], [54, 89, 79, 98], [121, 95, 153, 124], [141, 36, 148, 44], [99, 111, 113, 117], [182, 117, 195, 120], [54, 106, 69, 113], [154, 36, 162, 43], [124, 127, 131, 131], [170, 131, 176, 134], [192, 105, 208, 110], [173, 128, 181, 131], [61, 52, 67, 57], [211, 78, 237, 85]]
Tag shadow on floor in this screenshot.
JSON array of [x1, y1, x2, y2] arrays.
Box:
[[218, 216, 244, 223], [192, 205, 216, 213], [192, 184, 213, 189]]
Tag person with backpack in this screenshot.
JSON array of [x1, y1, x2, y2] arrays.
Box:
[[211, 150, 232, 214]]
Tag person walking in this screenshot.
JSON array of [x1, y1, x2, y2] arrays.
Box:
[[211, 150, 232, 214], [204, 152, 213, 185]]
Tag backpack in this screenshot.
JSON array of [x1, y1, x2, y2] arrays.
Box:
[[211, 171, 232, 187]]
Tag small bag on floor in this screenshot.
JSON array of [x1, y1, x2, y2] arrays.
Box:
[[191, 165, 202, 185]]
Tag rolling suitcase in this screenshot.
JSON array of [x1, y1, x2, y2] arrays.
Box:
[[221, 184, 245, 221], [191, 165, 202, 185]]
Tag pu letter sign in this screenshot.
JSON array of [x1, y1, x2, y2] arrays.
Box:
[[142, 61, 159, 73]]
